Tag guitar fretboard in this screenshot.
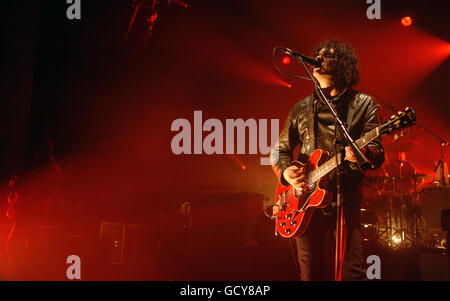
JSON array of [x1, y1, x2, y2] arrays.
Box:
[[307, 127, 380, 184]]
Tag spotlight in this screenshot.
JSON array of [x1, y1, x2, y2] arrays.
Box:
[[391, 235, 402, 245], [401, 16, 413, 27], [282, 56, 291, 65]]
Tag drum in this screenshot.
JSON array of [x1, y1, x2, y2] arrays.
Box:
[[382, 161, 418, 194]]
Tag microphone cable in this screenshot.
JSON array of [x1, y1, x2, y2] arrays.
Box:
[[272, 46, 313, 82]]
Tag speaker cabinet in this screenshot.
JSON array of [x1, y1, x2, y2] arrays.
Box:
[[419, 253, 450, 281], [99, 222, 148, 265]]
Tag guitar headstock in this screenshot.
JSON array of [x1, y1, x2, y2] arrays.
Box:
[[380, 107, 416, 136]]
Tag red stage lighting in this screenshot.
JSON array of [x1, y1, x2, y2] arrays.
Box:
[[401, 16, 412, 27], [172, 0, 188, 8], [282, 56, 291, 64]]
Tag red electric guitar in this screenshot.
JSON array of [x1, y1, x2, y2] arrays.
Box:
[[274, 107, 416, 238]]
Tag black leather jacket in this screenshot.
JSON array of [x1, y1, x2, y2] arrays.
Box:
[[270, 88, 385, 213]]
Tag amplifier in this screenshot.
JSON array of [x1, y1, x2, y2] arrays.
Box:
[[99, 222, 148, 265], [442, 209, 450, 231], [419, 253, 450, 281]]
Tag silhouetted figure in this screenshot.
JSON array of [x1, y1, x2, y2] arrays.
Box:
[[6, 138, 65, 280]]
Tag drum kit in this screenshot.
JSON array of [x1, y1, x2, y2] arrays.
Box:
[[360, 133, 450, 250]]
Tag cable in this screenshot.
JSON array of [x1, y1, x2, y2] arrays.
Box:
[[272, 47, 313, 81], [288, 238, 301, 279]]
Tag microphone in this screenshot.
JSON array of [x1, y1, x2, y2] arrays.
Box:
[[280, 48, 322, 68]]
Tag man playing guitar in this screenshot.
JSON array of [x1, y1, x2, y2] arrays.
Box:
[[271, 39, 385, 280]]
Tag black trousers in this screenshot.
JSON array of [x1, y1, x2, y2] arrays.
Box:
[[295, 208, 365, 281]]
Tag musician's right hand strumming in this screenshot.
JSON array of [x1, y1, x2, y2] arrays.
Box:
[[283, 165, 308, 190], [273, 165, 308, 216]]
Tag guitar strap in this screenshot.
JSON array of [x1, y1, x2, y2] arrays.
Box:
[[309, 94, 317, 153], [312, 95, 317, 148]]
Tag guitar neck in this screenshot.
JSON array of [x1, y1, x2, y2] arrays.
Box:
[[308, 127, 380, 183]]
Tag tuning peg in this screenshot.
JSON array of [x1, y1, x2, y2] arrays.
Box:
[[398, 111, 403, 115], [391, 115, 396, 119]]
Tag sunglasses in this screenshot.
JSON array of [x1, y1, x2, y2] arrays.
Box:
[[317, 49, 337, 59]]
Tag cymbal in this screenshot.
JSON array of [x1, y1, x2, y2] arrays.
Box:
[[363, 175, 389, 181], [414, 173, 432, 179], [382, 135, 420, 153], [385, 173, 431, 181]]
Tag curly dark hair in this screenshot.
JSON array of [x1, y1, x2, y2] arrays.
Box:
[[312, 39, 360, 87]]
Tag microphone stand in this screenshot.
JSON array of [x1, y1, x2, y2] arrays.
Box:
[[297, 58, 373, 281], [415, 124, 449, 187]]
